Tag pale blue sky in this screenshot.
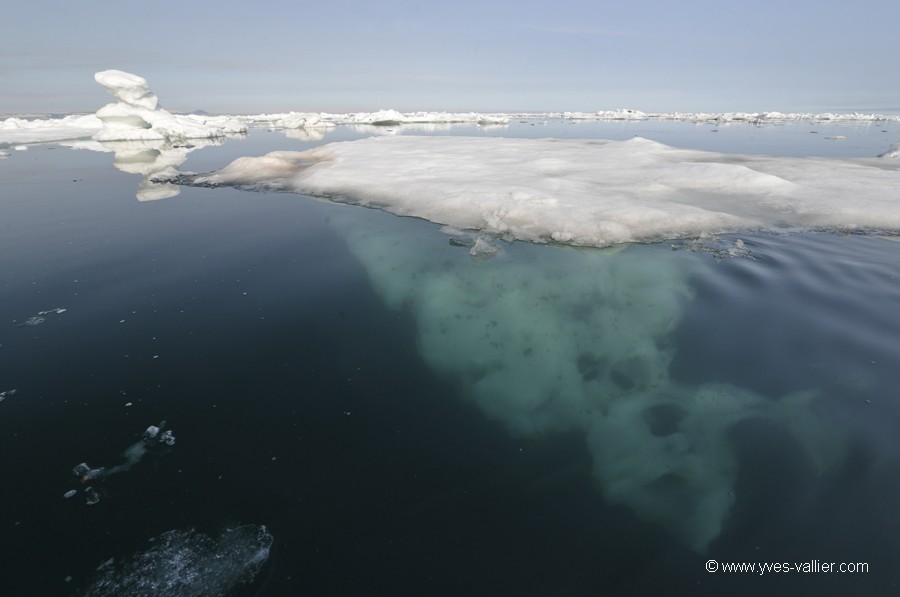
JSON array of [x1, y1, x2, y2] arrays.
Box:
[[3, 0, 898, 114]]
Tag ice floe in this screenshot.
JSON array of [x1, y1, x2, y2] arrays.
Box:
[[80, 525, 272, 596], [0, 114, 102, 144], [93, 70, 246, 143], [189, 135, 900, 248]]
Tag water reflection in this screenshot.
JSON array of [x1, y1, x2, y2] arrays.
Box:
[[68, 136, 232, 200]]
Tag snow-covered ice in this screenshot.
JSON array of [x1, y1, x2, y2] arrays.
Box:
[[93, 70, 246, 142], [0, 114, 102, 144], [192, 135, 900, 248]]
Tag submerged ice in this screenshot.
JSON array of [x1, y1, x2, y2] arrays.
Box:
[[81, 525, 272, 596], [192, 135, 900, 247], [325, 209, 843, 550]]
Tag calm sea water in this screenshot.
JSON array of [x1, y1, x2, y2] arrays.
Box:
[[1, 120, 899, 596]]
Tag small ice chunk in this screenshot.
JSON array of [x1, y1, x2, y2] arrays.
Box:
[[21, 316, 45, 326], [159, 430, 176, 446], [0, 389, 17, 402], [469, 237, 499, 258], [72, 462, 104, 480], [37, 308, 67, 315], [143, 425, 160, 441], [63, 489, 78, 499], [85, 487, 100, 506], [72, 462, 92, 477]]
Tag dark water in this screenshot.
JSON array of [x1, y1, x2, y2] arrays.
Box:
[[1, 122, 899, 596]]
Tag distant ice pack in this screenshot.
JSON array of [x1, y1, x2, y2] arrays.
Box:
[[190, 135, 900, 248]]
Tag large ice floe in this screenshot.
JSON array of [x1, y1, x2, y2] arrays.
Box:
[[92, 70, 245, 142], [189, 135, 900, 247]]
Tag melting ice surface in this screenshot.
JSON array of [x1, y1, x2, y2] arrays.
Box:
[[193, 135, 900, 247]]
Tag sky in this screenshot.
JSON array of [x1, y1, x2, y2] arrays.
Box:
[[3, 0, 898, 115]]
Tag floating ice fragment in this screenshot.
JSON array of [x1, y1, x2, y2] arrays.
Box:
[[16, 307, 66, 327], [81, 525, 273, 596], [69, 422, 175, 503], [469, 237, 500, 259], [84, 487, 100, 506], [72, 462, 105, 481], [0, 389, 17, 402], [63, 489, 77, 499], [670, 235, 755, 259]]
